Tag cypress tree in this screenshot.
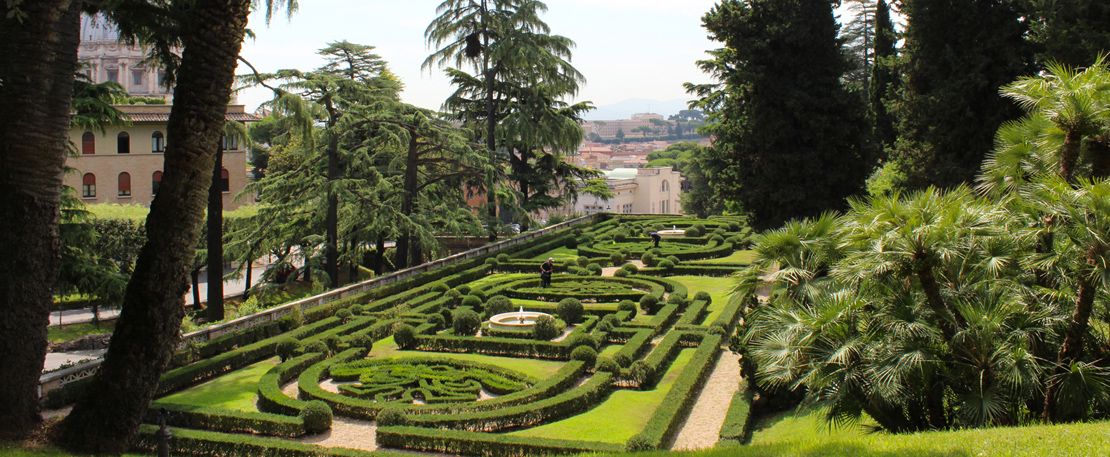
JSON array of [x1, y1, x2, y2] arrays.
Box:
[[889, 0, 1033, 190], [1027, 0, 1110, 68], [694, 0, 872, 231], [869, 0, 898, 156]]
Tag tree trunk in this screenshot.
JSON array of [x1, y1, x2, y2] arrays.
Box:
[[397, 135, 421, 270], [1089, 140, 1110, 180], [915, 255, 962, 340], [1060, 129, 1083, 183], [1043, 245, 1102, 423], [0, 0, 81, 440], [348, 239, 358, 284], [325, 133, 340, 288], [57, 1, 252, 453], [481, 0, 499, 243], [374, 235, 386, 275], [206, 145, 225, 322], [190, 267, 201, 309]]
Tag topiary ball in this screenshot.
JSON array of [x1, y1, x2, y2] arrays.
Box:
[[300, 400, 333, 434], [276, 337, 301, 362], [596, 358, 620, 373], [666, 255, 680, 265], [470, 289, 488, 302], [461, 295, 482, 309], [335, 308, 353, 323], [452, 309, 481, 336], [532, 315, 561, 340], [348, 334, 374, 351], [556, 298, 584, 324], [641, 253, 657, 267], [640, 294, 660, 313], [609, 252, 625, 265], [324, 334, 342, 353], [729, 221, 741, 231], [613, 269, 630, 278], [618, 300, 637, 312], [570, 346, 598, 366], [305, 341, 329, 354], [596, 321, 613, 333], [455, 284, 472, 295], [621, 263, 639, 274], [440, 308, 453, 327], [603, 314, 622, 328], [428, 314, 446, 330], [657, 259, 675, 271], [694, 291, 712, 304], [393, 323, 417, 349], [684, 227, 700, 237], [376, 406, 407, 426], [497, 254, 510, 263], [430, 282, 449, 293], [348, 304, 363, 316], [586, 263, 603, 276], [668, 292, 688, 305], [484, 295, 514, 320], [613, 352, 632, 368], [577, 256, 591, 268], [711, 234, 725, 244], [564, 237, 578, 249]]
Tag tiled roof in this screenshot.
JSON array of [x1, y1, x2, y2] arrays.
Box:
[[124, 112, 261, 123]]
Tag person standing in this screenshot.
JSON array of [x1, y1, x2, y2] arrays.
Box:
[[540, 257, 555, 288]]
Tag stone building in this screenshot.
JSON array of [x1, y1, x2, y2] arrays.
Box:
[[574, 167, 684, 215], [66, 105, 259, 209], [79, 14, 174, 101]]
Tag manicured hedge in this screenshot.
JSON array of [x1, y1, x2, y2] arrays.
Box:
[[718, 378, 754, 445], [675, 299, 710, 327], [146, 402, 305, 437], [637, 265, 742, 277], [256, 352, 327, 416], [376, 426, 622, 457], [627, 333, 723, 451], [133, 424, 408, 457]]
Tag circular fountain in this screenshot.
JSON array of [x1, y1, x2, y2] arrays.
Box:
[[657, 224, 686, 238], [488, 306, 552, 331]]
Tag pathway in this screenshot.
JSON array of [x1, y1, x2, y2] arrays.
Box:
[[42, 349, 107, 371], [669, 350, 742, 451]]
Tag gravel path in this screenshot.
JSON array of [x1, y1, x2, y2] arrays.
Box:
[[669, 349, 742, 451]]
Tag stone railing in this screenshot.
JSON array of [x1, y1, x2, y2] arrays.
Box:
[[38, 214, 597, 399]]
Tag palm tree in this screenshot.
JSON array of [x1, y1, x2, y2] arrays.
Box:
[[0, 0, 83, 440]]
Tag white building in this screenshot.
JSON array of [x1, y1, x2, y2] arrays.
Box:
[[574, 167, 684, 215], [79, 14, 175, 101]]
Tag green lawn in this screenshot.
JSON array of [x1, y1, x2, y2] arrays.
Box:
[[468, 273, 530, 290], [369, 336, 565, 379], [669, 276, 736, 325], [48, 320, 115, 342], [530, 246, 579, 261], [156, 357, 279, 412], [688, 250, 756, 265], [509, 349, 695, 444], [0, 444, 145, 457]]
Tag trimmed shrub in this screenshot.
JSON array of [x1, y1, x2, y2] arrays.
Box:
[[485, 258, 499, 272], [484, 295, 514, 320], [684, 227, 701, 237], [564, 238, 578, 249], [304, 341, 328, 354], [657, 259, 675, 271], [275, 337, 301, 362], [377, 406, 407, 426], [602, 314, 621, 328], [428, 314, 446, 330], [614, 233, 627, 242], [566, 333, 598, 350], [348, 304, 364, 316], [323, 334, 342, 353], [729, 221, 741, 231], [453, 309, 481, 336], [596, 321, 613, 333], [299, 400, 332, 434], [613, 353, 632, 368], [394, 323, 417, 349], [586, 263, 603, 276], [666, 255, 680, 265], [570, 346, 598, 367], [629, 360, 653, 387], [711, 234, 725, 244], [497, 254, 510, 263], [640, 294, 659, 313], [440, 308, 453, 327], [445, 288, 462, 306], [279, 307, 304, 331], [619, 247, 632, 257], [641, 252, 657, 267], [668, 292, 688, 306], [621, 263, 639, 274], [532, 315, 561, 340], [709, 322, 729, 335], [693, 223, 706, 234], [596, 358, 620, 373], [694, 291, 712, 304], [455, 284, 472, 295], [577, 256, 590, 268], [556, 298, 584, 324], [569, 266, 587, 276], [613, 269, 630, 278], [609, 252, 625, 265], [461, 295, 482, 309], [626, 433, 654, 452], [431, 282, 449, 293], [618, 300, 638, 313], [349, 334, 374, 351], [335, 309, 353, 323]]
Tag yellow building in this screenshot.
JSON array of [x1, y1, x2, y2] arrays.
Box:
[[66, 105, 259, 209]]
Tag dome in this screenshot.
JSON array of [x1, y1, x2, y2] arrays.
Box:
[[80, 13, 120, 42]]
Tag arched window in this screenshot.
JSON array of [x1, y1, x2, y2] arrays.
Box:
[[117, 132, 130, 154], [152, 171, 162, 196], [81, 173, 96, 198], [220, 168, 230, 192], [661, 180, 669, 192], [221, 134, 238, 151], [81, 132, 95, 155], [151, 131, 165, 153], [118, 172, 131, 197]]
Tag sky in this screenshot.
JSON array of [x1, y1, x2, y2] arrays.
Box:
[[235, 0, 726, 115]]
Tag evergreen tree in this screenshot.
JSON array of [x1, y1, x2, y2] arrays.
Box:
[[889, 0, 1033, 190], [869, 0, 898, 156], [689, 0, 872, 231], [1027, 0, 1110, 68]]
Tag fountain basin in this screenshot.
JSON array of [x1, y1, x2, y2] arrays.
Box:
[[657, 229, 685, 237], [488, 311, 552, 331]]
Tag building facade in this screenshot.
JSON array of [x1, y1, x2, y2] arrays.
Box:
[[66, 105, 259, 209], [573, 167, 684, 215], [79, 14, 174, 101]]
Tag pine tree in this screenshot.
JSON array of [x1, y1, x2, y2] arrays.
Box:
[[889, 0, 1033, 190], [1027, 0, 1110, 68], [869, 0, 898, 155], [689, 0, 872, 231]]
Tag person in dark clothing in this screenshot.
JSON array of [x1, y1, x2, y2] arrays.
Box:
[[540, 257, 555, 288], [650, 232, 662, 248]]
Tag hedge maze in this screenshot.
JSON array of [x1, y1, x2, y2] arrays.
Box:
[[126, 215, 753, 457]]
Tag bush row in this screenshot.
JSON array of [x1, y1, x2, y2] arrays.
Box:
[[675, 299, 710, 327], [132, 424, 408, 457], [637, 264, 743, 277], [626, 333, 724, 451], [146, 402, 305, 437], [256, 352, 327, 416], [718, 378, 754, 444], [375, 426, 622, 457]]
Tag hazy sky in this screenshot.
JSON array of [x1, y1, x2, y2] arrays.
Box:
[[236, 0, 726, 113]]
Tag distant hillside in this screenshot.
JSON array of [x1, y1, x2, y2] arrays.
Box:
[[584, 98, 694, 121]]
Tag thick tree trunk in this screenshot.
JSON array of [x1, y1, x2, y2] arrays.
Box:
[[482, 0, 499, 243], [397, 135, 420, 269], [190, 267, 201, 309], [57, 1, 252, 453], [206, 146, 225, 321], [1060, 129, 1083, 183], [914, 254, 963, 340], [1043, 245, 1102, 423], [325, 134, 340, 287], [0, 0, 81, 440]]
